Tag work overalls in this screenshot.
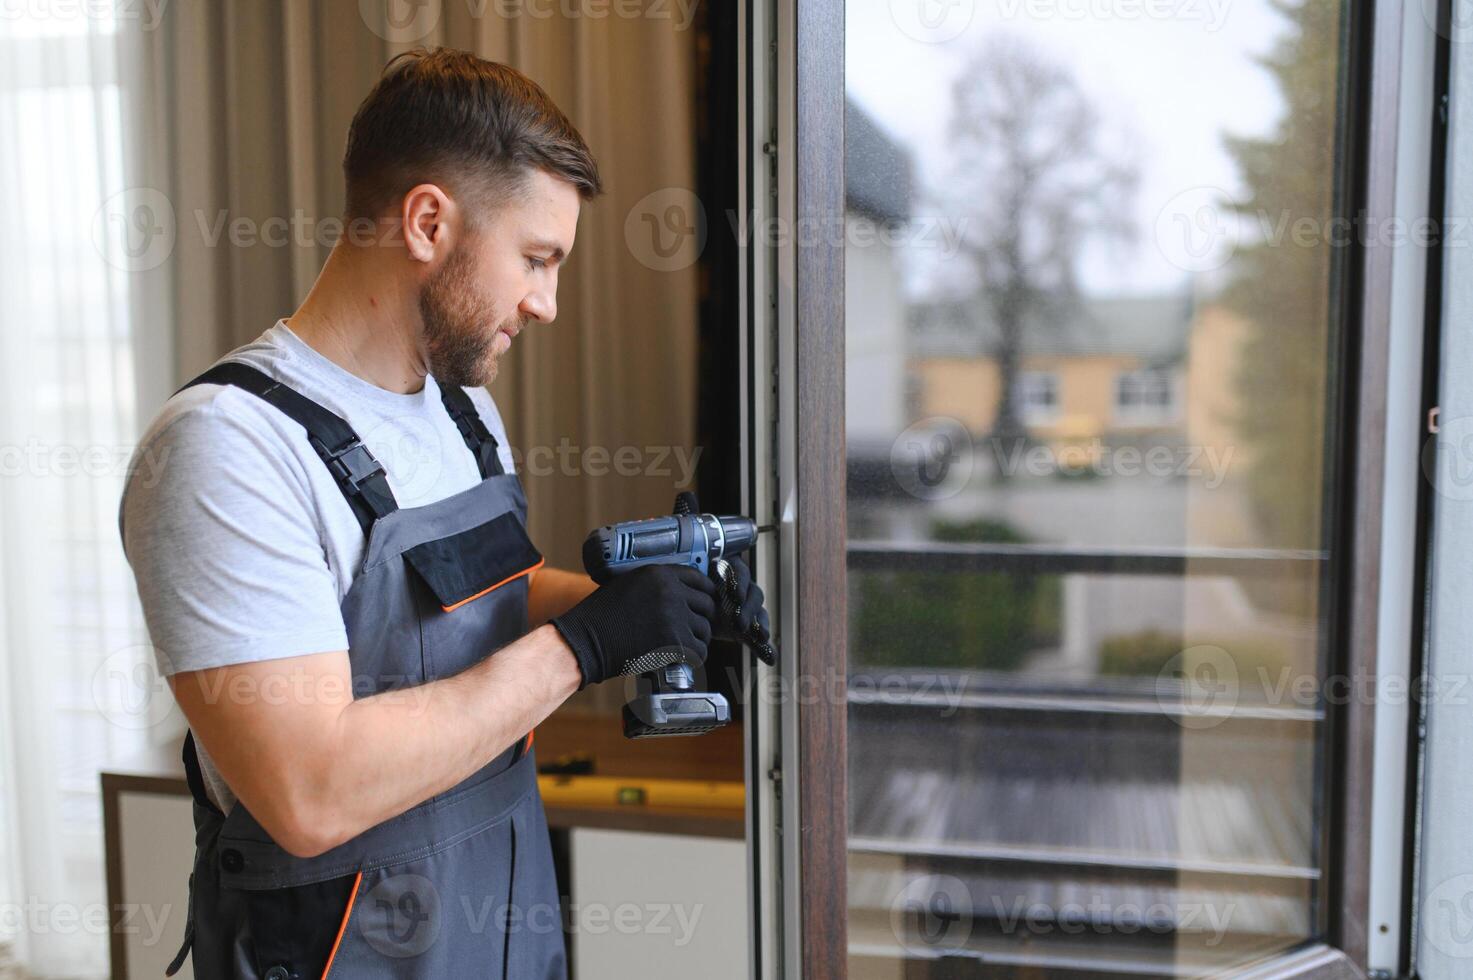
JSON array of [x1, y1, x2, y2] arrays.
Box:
[[165, 362, 566, 979]]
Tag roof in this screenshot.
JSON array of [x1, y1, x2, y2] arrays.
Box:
[[909, 291, 1197, 366], [846, 97, 913, 226]]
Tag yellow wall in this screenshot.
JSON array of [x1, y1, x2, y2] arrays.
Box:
[[1046, 355, 1141, 438], [1182, 303, 1261, 547], [912, 353, 1160, 439], [912, 358, 1000, 432], [1183, 304, 1251, 456]]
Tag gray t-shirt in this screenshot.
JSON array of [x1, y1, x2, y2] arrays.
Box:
[[120, 321, 516, 812]]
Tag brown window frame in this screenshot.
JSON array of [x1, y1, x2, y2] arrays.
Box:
[[784, 0, 1406, 976]]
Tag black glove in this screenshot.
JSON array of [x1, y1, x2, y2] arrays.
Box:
[[551, 565, 718, 689], [712, 555, 770, 644]]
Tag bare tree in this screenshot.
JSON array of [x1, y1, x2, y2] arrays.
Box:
[[945, 35, 1138, 451]]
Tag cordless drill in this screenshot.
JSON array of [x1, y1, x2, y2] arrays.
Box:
[[582, 492, 777, 738]]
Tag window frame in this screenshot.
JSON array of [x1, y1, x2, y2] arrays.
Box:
[[791, 0, 848, 972], [1017, 369, 1062, 426], [1112, 368, 1177, 426], [767, 0, 1408, 975]]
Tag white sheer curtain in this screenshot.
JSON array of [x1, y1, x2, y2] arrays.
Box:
[[0, 7, 176, 977]]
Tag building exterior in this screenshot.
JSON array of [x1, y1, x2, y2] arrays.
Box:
[[908, 292, 1197, 470]]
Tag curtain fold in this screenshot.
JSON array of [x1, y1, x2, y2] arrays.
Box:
[[1, 9, 168, 975]]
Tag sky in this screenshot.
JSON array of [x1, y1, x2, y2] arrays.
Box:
[[845, 0, 1309, 298]]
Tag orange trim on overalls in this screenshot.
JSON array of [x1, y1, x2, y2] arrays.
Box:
[[440, 557, 546, 612], [321, 871, 363, 979]]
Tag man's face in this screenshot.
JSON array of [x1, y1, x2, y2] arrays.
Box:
[[419, 169, 581, 388]]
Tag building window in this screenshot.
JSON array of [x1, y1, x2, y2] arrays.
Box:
[[842, 0, 1355, 972], [1016, 371, 1060, 425], [1115, 370, 1176, 424]]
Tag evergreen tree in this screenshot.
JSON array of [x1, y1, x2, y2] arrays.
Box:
[[1223, 0, 1342, 551]]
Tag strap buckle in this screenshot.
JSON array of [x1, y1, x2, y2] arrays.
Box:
[[314, 437, 386, 494]]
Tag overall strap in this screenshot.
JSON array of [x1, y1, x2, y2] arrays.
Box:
[[183, 362, 399, 534], [167, 730, 217, 974], [180, 730, 222, 815], [439, 383, 506, 478]]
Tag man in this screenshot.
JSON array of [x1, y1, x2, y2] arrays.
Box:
[[120, 48, 765, 978]]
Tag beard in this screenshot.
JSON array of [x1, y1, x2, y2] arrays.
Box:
[[418, 243, 524, 389]]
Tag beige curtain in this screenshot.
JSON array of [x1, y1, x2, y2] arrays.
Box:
[[123, 0, 700, 583]]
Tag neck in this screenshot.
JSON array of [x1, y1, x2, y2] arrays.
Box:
[[287, 243, 427, 394]]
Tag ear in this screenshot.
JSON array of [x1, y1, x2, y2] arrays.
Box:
[[400, 183, 455, 264]]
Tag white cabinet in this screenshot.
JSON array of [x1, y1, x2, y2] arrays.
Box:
[[569, 828, 748, 980], [111, 789, 195, 979]]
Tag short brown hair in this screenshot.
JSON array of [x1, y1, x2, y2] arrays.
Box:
[[342, 48, 602, 222]]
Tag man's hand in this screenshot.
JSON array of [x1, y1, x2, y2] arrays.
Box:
[[169, 624, 581, 858], [550, 565, 718, 688], [712, 555, 770, 643]]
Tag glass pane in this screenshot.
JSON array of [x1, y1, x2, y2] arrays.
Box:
[[843, 3, 1349, 975]]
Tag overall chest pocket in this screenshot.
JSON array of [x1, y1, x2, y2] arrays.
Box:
[[402, 512, 544, 680]]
